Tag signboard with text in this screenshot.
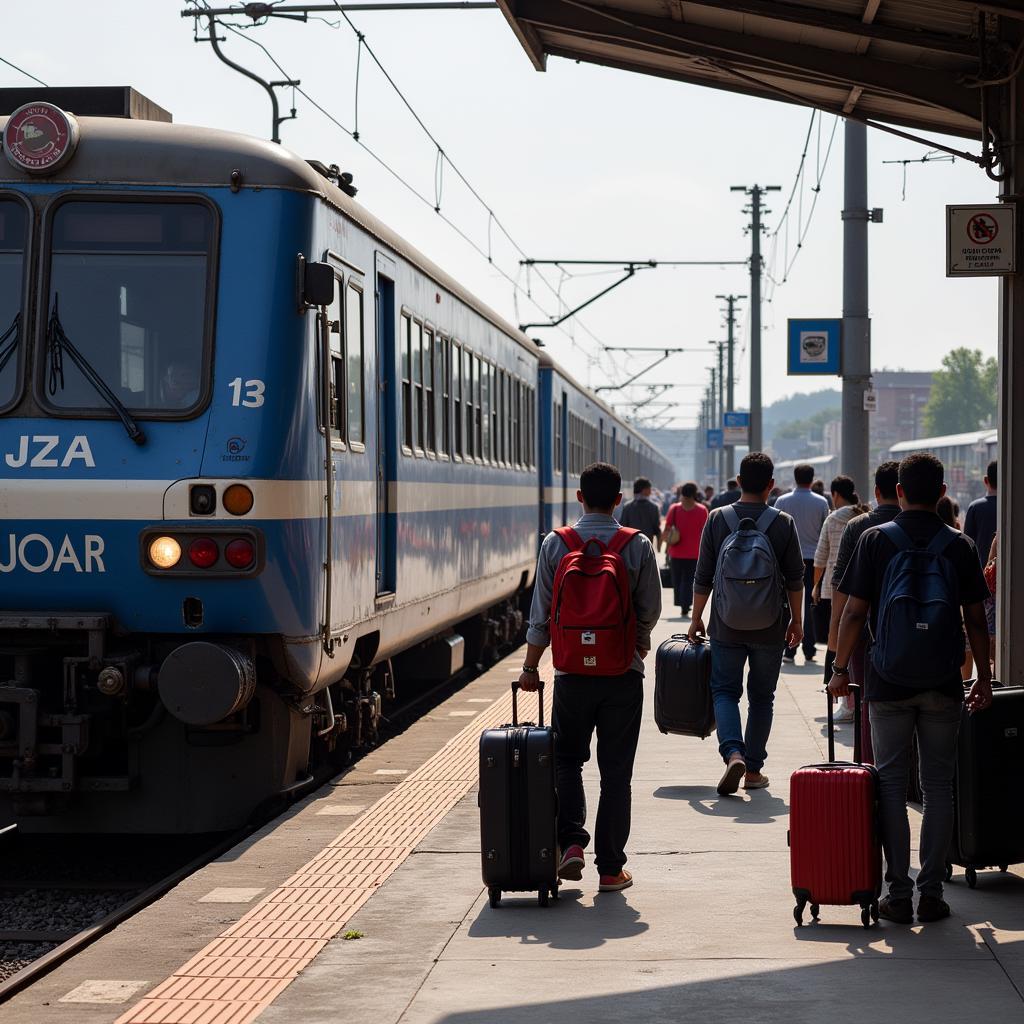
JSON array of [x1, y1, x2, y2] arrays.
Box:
[[787, 318, 841, 376], [706, 428, 723, 450], [722, 411, 749, 445], [947, 204, 1016, 276]]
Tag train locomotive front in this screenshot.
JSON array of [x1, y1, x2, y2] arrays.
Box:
[[0, 101, 387, 832]]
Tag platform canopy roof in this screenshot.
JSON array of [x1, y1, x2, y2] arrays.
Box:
[[496, 1, 1023, 144]]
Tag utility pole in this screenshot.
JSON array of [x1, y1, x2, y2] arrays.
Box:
[[731, 186, 780, 453], [716, 293, 745, 477], [711, 340, 726, 488], [841, 121, 877, 494]]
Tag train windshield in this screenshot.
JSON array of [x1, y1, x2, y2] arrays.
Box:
[[42, 200, 214, 416], [0, 201, 27, 411]]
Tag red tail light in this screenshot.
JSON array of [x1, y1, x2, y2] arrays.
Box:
[[224, 538, 255, 569], [188, 537, 219, 568]]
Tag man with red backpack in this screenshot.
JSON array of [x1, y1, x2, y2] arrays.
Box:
[[519, 462, 662, 893]]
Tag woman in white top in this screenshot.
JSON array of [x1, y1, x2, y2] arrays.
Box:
[[813, 476, 861, 721]]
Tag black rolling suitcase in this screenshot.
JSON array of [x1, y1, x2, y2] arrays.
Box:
[[479, 682, 559, 908], [948, 681, 1024, 887], [654, 634, 715, 738]]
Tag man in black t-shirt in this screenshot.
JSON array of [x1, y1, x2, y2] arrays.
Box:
[[619, 476, 662, 550], [831, 453, 992, 925]]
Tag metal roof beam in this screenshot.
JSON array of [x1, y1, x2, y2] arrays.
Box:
[[510, 0, 979, 124], [666, 0, 977, 58]]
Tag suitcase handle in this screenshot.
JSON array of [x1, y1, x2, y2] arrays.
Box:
[[827, 683, 861, 763], [511, 680, 545, 728]]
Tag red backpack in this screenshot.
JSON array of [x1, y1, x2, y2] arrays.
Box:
[[550, 526, 640, 675]]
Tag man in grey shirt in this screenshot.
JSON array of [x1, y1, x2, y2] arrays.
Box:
[[774, 463, 830, 662], [520, 462, 661, 894], [688, 452, 805, 795], [618, 476, 662, 549]]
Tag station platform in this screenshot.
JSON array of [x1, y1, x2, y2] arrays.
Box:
[[4, 604, 1023, 1024]]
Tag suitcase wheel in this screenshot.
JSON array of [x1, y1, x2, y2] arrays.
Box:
[[860, 906, 872, 929], [870, 901, 880, 924], [966, 868, 978, 889], [1000, 864, 1009, 873], [550, 885, 560, 902], [488, 887, 501, 909], [793, 900, 806, 927], [810, 904, 820, 922], [538, 889, 549, 908], [944, 862, 953, 883]]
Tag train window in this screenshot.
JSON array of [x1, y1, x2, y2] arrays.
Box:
[[41, 200, 214, 417], [0, 200, 27, 412], [412, 320, 424, 451], [464, 349, 474, 459], [452, 341, 462, 457], [474, 354, 483, 460], [481, 358, 491, 462], [327, 281, 345, 438], [440, 337, 451, 457], [433, 330, 443, 455], [424, 327, 436, 455], [346, 283, 364, 446], [400, 313, 412, 451]]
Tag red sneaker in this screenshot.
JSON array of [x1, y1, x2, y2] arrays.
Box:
[[558, 844, 585, 881], [598, 869, 633, 892]]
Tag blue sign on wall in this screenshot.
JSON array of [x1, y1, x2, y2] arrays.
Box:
[[706, 428, 723, 449], [787, 318, 842, 376]]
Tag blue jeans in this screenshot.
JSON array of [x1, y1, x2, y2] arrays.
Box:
[[870, 692, 962, 900], [709, 639, 785, 774]]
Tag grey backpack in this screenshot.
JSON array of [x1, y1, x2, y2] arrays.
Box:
[[712, 506, 786, 630]]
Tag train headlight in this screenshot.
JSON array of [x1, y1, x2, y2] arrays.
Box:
[[148, 536, 182, 569], [223, 484, 254, 516]]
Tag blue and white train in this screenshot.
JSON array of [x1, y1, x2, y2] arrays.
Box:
[[0, 91, 672, 832]]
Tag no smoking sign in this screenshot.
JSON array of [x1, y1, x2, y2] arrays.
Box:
[[947, 204, 1015, 276]]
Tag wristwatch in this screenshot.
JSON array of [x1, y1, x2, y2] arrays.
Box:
[[521, 665, 539, 676], [832, 664, 850, 676]]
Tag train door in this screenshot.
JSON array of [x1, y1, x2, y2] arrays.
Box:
[[560, 392, 569, 525], [375, 253, 397, 596]]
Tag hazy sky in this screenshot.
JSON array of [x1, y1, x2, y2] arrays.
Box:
[[1, 2, 1000, 429]]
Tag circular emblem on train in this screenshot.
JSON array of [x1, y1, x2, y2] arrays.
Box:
[[3, 102, 80, 174]]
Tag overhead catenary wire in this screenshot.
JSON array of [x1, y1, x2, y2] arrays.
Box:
[[0, 55, 48, 88], [193, 2, 635, 383], [762, 109, 840, 303]]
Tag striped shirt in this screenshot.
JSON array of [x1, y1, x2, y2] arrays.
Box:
[[814, 504, 860, 600]]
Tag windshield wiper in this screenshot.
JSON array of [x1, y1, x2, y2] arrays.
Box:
[[0, 312, 19, 377], [47, 295, 146, 446]]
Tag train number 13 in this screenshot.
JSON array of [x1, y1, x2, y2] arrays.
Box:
[[229, 378, 266, 408]]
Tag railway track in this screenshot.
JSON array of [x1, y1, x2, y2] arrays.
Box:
[[0, 645, 519, 1002]]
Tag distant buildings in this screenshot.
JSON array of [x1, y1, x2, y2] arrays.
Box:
[[869, 371, 933, 467]]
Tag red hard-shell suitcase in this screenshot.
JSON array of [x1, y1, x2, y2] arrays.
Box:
[[789, 686, 881, 928]]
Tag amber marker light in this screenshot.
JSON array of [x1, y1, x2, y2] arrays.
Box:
[[149, 536, 182, 569], [223, 484, 254, 516]]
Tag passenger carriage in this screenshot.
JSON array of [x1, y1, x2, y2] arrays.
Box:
[[0, 89, 670, 832]]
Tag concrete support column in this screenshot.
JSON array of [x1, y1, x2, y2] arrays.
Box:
[[841, 119, 871, 494], [997, 53, 1023, 683]]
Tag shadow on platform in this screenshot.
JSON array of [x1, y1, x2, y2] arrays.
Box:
[[653, 784, 789, 822], [467, 889, 648, 950]]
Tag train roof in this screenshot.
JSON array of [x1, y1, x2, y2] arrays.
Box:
[[0, 109, 670, 469], [0, 112, 540, 360], [889, 428, 997, 453]]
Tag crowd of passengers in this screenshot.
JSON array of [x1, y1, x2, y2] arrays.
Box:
[[518, 453, 998, 923]]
